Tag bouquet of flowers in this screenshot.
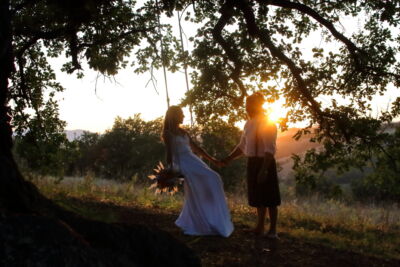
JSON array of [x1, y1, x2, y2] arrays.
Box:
[[148, 162, 183, 195]]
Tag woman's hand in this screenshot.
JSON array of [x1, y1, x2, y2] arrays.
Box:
[[221, 147, 243, 167], [210, 158, 224, 168], [220, 157, 231, 167]]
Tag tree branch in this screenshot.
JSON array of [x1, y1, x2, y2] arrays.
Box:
[[16, 54, 31, 105], [236, 1, 323, 115], [67, 30, 82, 73], [78, 28, 156, 49], [235, 0, 353, 141], [15, 37, 39, 58], [212, 0, 247, 101], [10, 0, 38, 15], [15, 26, 156, 74], [14, 26, 70, 40], [14, 37, 38, 105], [262, 0, 364, 68]]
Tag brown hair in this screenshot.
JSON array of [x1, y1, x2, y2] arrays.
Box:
[[162, 105, 183, 141], [246, 92, 265, 118], [246, 92, 265, 106]]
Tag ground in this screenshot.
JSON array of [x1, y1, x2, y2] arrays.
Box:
[[59, 196, 399, 267]]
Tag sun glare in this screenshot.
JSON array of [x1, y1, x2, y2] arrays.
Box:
[[263, 100, 288, 123]]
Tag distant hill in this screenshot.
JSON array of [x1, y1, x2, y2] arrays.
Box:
[[65, 129, 87, 141], [276, 128, 320, 159], [274, 128, 320, 180], [276, 122, 400, 159], [275, 123, 400, 181]]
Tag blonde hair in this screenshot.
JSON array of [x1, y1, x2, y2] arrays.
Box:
[[162, 105, 183, 141]]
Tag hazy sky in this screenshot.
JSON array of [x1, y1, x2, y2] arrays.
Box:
[[54, 59, 190, 133]]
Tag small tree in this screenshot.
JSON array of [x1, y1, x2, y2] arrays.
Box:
[[13, 96, 69, 178], [95, 115, 164, 180]]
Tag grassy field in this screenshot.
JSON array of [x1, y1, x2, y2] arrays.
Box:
[[32, 175, 400, 266]]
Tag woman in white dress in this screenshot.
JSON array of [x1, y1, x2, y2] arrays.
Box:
[[162, 106, 234, 237]]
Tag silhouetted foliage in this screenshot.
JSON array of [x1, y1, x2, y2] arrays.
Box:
[[14, 114, 250, 191], [351, 127, 400, 202], [92, 115, 165, 180], [13, 99, 70, 178], [293, 125, 400, 202]]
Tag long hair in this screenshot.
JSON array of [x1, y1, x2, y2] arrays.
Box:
[[162, 105, 183, 142]]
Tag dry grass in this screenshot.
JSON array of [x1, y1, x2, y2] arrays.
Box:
[[32, 175, 400, 261]]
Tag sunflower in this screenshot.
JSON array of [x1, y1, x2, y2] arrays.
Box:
[[148, 162, 183, 195]]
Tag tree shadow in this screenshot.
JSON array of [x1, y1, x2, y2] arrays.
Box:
[[60, 196, 400, 267]]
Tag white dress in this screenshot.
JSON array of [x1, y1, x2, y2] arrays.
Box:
[[172, 134, 234, 237]]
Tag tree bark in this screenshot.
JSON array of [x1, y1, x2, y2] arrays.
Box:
[[0, 1, 13, 158]]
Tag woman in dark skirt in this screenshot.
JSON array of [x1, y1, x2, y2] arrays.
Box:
[[247, 156, 281, 208], [223, 92, 281, 238]]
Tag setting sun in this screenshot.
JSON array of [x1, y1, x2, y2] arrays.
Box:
[[263, 100, 288, 123]]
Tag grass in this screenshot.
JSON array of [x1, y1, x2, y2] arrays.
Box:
[[31, 175, 400, 263]]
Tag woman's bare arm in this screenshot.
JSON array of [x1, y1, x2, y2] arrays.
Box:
[[187, 133, 217, 162], [223, 146, 244, 165], [189, 139, 215, 162]]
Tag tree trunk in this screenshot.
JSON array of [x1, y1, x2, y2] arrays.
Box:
[[0, 0, 48, 214]]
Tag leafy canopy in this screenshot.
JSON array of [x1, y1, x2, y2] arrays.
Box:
[[9, 0, 179, 136]]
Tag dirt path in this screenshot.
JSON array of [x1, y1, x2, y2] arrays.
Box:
[[64, 197, 399, 267]]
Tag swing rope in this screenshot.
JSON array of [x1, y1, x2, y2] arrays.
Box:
[[155, 0, 170, 108], [177, 10, 194, 127], [156, 1, 195, 127]]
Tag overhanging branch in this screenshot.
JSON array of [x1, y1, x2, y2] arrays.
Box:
[[262, 0, 364, 68], [78, 28, 156, 49], [235, 0, 352, 141], [236, 1, 323, 116], [212, 0, 247, 102]]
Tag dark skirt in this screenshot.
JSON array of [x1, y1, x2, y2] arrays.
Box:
[[247, 156, 281, 207]]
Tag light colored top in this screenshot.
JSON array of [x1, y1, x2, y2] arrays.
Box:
[[237, 116, 277, 157], [171, 134, 192, 156]]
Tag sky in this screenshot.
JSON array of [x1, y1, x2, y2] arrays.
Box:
[[51, 9, 399, 134], [54, 59, 191, 133]]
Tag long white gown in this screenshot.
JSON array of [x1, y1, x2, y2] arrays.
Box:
[[171, 134, 234, 237]]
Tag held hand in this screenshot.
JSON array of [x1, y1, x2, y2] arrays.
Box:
[[211, 158, 224, 168], [220, 157, 230, 167]]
